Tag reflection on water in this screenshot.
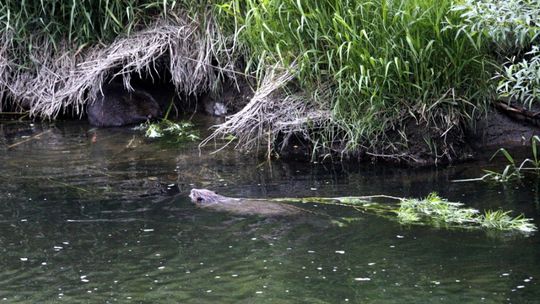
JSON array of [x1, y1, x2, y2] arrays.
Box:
[[0, 119, 539, 303]]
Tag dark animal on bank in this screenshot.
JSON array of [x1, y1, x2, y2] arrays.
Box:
[[189, 188, 302, 216], [87, 84, 162, 127]]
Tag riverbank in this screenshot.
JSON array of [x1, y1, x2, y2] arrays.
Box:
[[0, 0, 538, 165]]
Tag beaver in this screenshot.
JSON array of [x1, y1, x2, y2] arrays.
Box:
[[189, 188, 302, 216], [87, 84, 162, 127]]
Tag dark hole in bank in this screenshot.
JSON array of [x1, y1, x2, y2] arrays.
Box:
[[0, 53, 253, 127], [80, 54, 253, 127]]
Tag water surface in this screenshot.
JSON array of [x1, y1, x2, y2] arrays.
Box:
[[0, 119, 539, 303]]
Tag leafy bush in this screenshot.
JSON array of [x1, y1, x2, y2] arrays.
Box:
[[498, 46, 540, 108], [454, 0, 540, 107], [453, 0, 539, 51]]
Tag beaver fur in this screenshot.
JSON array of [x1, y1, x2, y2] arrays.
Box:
[[189, 188, 301, 216], [87, 84, 162, 127], [189, 189, 229, 204]]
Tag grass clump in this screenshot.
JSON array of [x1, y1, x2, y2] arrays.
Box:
[[394, 193, 536, 233], [0, 0, 173, 47], [213, 0, 494, 160], [397, 193, 478, 225], [480, 210, 537, 232]]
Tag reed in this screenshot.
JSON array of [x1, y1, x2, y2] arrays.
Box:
[[211, 0, 495, 160]]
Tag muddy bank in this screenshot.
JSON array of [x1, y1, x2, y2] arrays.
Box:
[[470, 108, 540, 148], [271, 105, 540, 166]]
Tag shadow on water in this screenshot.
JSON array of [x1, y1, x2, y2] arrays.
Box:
[[0, 118, 539, 303]]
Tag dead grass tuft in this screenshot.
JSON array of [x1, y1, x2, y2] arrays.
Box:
[[1, 10, 234, 118]]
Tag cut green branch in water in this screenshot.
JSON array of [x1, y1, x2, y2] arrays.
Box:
[[273, 192, 536, 234]]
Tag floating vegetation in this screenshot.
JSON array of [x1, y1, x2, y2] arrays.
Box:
[[136, 120, 199, 142], [396, 193, 479, 225], [480, 210, 536, 232], [274, 193, 536, 234], [393, 194, 535, 234]]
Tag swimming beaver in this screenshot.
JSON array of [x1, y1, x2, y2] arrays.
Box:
[[189, 188, 302, 216]]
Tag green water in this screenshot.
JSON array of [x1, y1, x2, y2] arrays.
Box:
[[0, 119, 539, 303]]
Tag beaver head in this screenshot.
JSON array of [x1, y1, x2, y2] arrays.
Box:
[[189, 189, 226, 205]]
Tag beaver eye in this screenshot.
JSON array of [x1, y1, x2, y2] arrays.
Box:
[[197, 197, 203, 202]]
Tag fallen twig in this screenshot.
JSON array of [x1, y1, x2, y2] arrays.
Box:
[[7, 129, 52, 149]]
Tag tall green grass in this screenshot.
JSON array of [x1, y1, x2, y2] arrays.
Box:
[[0, 0, 176, 46], [217, 0, 495, 154], [0, 0, 182, 76]]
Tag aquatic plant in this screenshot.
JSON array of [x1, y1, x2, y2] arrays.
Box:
[[275, 192, 537, 234], [453, 136, 540, 183], [396, 194, 536, 233], [480, 210, 537, 232], [396, 193, 478, 225]]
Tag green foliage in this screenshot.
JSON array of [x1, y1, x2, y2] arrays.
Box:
[[480, 135, 540, 182], [217, 0, 494, 153], [0, 0, 211, 70], [0, 0, 176, 46], [498, 46, 540, 108], [136, 120, 199, 142], [453, 0, 539, 51], [480, 210, 537, 232], [394, 193, 535, 233], [397, 193, 478, 225], [453, 0, 540, 107], [278, 192, 537, 234]]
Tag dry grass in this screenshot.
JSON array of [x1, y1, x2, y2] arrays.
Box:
[[0, 33, 13, 110], [201, 64, 333, 155], [0, 10, 235, 118]]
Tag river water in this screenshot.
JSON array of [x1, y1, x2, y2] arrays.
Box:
[[0, 119, 539, 303]]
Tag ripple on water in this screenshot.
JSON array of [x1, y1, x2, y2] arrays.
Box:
[[0, 121, 539, 303]]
